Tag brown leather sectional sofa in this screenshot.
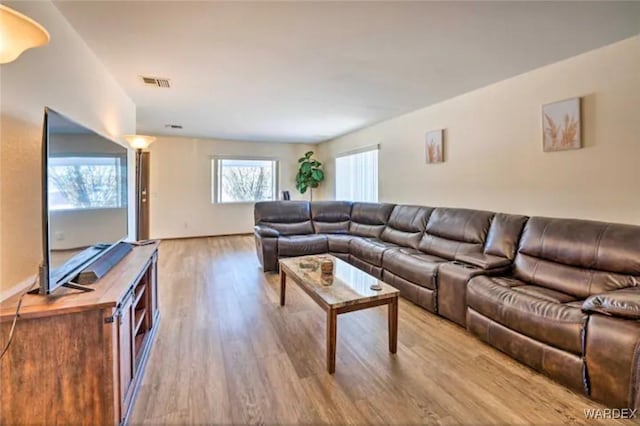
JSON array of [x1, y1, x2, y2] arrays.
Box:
[[254, 200, 640, 410]]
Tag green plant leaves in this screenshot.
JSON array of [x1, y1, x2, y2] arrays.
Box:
[[311, 169, 324, 181], [295, 151, 324, 196], [300, 162, 312, 173]]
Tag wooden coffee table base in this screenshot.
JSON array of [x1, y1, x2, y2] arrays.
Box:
[[280, 269, 399, 374]]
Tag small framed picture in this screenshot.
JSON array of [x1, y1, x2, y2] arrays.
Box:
[[425, 129, 444, 163], [542, 97, 581, 152]]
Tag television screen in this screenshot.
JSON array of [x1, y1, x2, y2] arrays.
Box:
[[41, 108, 129, 294]]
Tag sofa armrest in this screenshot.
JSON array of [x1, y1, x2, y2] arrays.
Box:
[[454, 253, 511, 270], [254, 225, 280, 238], [582, 288, 640, 320]]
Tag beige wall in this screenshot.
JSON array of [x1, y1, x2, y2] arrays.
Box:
[[0, 1, 136, 293], [317, 36, 640, 225], [50, 209, 128, 251], [149, 136, 315, 239]]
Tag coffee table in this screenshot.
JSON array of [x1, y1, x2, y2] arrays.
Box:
[[279, 255, 400, 373]]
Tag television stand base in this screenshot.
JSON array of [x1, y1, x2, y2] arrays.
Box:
[[76, 242, 133, 285], [29, 282, 95, 294], [62, 282, 95, 292]]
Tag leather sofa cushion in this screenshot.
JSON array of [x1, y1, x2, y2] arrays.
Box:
[[261, 221, 314, 236], [327, 234, 358, 253], [490, 276, 527, 288], [382, 248, 446, 290], [349, 202, 395, 238], [350, 238, 398, 267], [380, 205, 433, 249], [514, 217, 640, 298], [424, 208, 494, 243], [314, 221, 350, 234], [511, 285, 577, 304], [582, 287, 640, 320], [468, 276, 587, 355], [255, 201, 314, 235], [419, 208, 494, 259], [278, 235, 328, 257], [311, 201, 352, 234], [255, 200, 310, 223], [418, 233, 485, 261], [484, 213, 528, 260]]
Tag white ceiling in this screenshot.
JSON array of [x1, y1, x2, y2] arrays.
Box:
[[53, 1, 640, 144]]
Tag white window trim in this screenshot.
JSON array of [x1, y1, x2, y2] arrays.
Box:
[[335, 143, 380, 159], [211, 155, 280, 204]]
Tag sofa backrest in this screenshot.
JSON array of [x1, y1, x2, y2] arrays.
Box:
[[380, 205, 433, 249], [514, 217, 640, 298], [483, 213, 529, 260], [311, 201, 353, 234], [349, 202, 395, 238], [418, 207, 494, 260], [254, 201, 313, 235]]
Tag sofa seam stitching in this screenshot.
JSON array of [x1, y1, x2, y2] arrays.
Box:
[[588, 224, 608, 296], [531, 221, 552, 285]]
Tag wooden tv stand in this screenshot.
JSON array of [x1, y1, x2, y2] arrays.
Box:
[[0, 242, 160, 425]]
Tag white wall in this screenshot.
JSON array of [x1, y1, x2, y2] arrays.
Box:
[[50, 208, 128, 250], [317, 36, 640, 225], [149, 136, 315, 238], [0, 1, 136, 293]]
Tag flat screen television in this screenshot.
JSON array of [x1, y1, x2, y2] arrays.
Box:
[[39, 108, 129, 294]]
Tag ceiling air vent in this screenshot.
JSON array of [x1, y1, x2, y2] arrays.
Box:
[[140, 76, 171, 88], [165, 124, 183, 129]]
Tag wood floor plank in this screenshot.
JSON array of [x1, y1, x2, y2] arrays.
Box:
[[128, 236, 634, 425]]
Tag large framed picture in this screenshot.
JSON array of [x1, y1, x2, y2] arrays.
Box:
[[425, 129, 444, 163], [542, 97, 581, 152]]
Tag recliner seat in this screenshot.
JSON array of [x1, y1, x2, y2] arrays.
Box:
[[311, 201, 353, 261], [467, 216, 640, 399], [436, 212, 529, 326], [382, 207, 494, 312]]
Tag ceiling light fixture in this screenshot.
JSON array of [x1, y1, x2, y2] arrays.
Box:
[[124, 134, 156, 150], [0, 5, 50, 64]]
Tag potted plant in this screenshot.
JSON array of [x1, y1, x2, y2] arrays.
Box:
[[295, 151, 324, 201]]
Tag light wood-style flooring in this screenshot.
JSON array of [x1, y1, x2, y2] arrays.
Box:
[[129, 236, 629, 425]]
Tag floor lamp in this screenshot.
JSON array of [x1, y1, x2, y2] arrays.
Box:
[[124, 135, 156, 241]]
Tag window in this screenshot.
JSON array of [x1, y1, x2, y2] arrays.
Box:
[[335, 147, 378, 202], [213, 158, 278, 203], [48, 155, 127, 210]]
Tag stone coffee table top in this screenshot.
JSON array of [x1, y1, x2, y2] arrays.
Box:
[[279, 254, 399, 309]]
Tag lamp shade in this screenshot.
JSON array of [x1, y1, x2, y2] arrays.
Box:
[[124, 134, 156, 150], [0, 5, 50, 65]]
